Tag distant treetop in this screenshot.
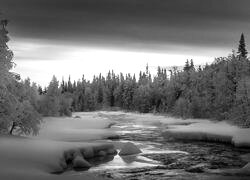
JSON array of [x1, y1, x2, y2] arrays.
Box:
[[237, 33, 248, 58]]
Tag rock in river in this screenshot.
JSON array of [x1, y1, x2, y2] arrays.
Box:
[[185, 163, 209, 173], [119, 142, 142, 156]]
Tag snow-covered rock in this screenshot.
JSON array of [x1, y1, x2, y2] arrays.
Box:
[[72, 155, 91, 169], [118, 142, 142, 156], [97, 150, 107, 156], [185, 163, 209, 173], [107, 148, 117, 155]]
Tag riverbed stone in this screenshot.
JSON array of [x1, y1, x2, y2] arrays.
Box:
[[185, 163, 208, 173], [119, 142, 142, 156]]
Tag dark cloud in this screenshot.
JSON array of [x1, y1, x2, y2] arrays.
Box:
[[1, 0, 250, 54]]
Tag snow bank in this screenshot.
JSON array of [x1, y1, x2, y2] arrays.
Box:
[[0, 135, 116, 179], [37, 112, 116, 141], [163, 121, 250, 148], [0, 112, 118, 180], [0, 135, 116, 172], [232, 129, 250, 147]]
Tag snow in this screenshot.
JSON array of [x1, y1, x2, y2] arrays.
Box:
[[119, 142, 142, 156], [0, 135, 115, 179], [163, 119, 250, 148], [1, 110, 250, 180], [0, 112, 117, 180], [37, 112, 116, 141], [232, 129, 250, 147]]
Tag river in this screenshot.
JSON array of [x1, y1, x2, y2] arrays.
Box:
[[74, 112, 250, 180]]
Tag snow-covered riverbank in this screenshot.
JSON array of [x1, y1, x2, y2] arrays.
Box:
[[160, 117, 250, 148], [1, 111, 250, 180], [0, 112, 117, 180]]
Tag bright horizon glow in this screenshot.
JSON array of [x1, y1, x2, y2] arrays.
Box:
[[9, 38, 216, 87]]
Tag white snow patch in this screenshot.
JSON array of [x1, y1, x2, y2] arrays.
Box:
[[37, 112, 116, 141], [163, 120, 250, 147], [0, 112, 118, 180]]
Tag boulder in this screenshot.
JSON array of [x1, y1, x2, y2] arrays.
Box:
[[73, 155, 91, 169], [92, 143, 114, 153], [97, 150, 107, 156], [185, 163, 208, 173], [107, 148, 118, 155], [118, 142, 142, 156]]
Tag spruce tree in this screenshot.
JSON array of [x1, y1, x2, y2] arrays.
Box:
[[190, 59, 195, 71], [238, 33, 248, 58], [183, 60, 190, 72]]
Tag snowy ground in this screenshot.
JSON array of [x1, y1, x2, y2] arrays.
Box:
[[160, 117, 250, 148], [37, 112, 116, 141], [0, 112, 116, 180], [1, 111, 250, 180]]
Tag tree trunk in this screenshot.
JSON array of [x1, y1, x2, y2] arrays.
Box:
[[9, 122, 16, 135]]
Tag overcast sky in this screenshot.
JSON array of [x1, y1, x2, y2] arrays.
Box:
[[1, 0, 250, 86]]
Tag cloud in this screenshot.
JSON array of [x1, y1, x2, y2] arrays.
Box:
[[1, 0, 250, 54], [10, 38, 214, 86], [2, 0, 250, 85]]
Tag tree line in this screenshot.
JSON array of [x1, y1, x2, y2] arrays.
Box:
[[1, 19, 250, 136], [42, 33, 250, 127]]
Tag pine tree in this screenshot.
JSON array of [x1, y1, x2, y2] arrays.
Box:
[[238, 33, 248, 58], [38, 85, 43, 95], [183, 60, 190, 72], [67, 76, 73, 93], [39, 76, 61, 116], [190, 59, 195, 71]]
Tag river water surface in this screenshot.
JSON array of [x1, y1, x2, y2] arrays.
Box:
[[78, 112, 250, 179]]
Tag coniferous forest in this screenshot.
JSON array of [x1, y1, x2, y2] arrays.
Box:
[[1, 19, 250, 136]]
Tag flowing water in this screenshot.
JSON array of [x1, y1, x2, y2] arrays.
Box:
[[80, 112, 250, 179]]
